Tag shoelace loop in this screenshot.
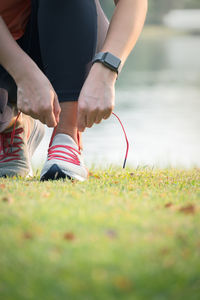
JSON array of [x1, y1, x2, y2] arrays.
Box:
[[48, 144, 81, 166], [0, 112, 23, 163], [48, 112, 129, 168], [47, 128, 81, 165]]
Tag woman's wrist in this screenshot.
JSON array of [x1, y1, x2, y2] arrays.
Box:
[[1, 41, 39, 84], [90, 62, 117, 83], [9, 53, 39, 84]]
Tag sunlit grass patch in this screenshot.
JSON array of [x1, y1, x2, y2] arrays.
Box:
[[0, 168, 200, 300]]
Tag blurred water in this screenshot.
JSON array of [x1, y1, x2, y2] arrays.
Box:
[[32, 32, 200, 169]]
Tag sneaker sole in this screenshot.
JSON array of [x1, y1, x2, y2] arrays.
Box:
[[40, 163, 87, 182], [40, 164, 71, 181]]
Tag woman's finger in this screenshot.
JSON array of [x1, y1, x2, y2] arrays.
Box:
[[86, 111, 97, 128], [77, 108, 87, 132], [103, 108, 113, 120], [94, 113, 103, 124], [44, 108, 57, 127]]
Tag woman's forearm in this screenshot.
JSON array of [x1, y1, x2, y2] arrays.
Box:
[[0, 16, 38, 82], [101, 0, 148, 69]]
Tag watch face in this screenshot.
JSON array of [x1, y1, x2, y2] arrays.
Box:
[[104, 52, 121, 69]]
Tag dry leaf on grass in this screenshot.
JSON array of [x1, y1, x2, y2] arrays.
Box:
[[179, 204, 196, 215], [2, 196, 13, 204], [164, 202, 173, 208], [63, 232, 75, 241], [160, 248, 170, 255], [106, 229, 118, 239], [89, 172, 100, 179], [114, 276, 132, 290], [42, 192, 50, 198], [23, 232, 33, 240]]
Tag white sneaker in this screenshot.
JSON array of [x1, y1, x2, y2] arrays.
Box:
[[0, 113, 45, 177], [40, 133, 88, 181]]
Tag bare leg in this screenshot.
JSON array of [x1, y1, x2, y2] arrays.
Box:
[[55, 102, 80, 145]]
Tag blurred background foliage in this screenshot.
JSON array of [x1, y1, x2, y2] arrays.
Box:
[[100, 0, 200, 24]]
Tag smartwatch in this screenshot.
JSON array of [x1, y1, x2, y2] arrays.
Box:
[[92, 52, 121, 75]]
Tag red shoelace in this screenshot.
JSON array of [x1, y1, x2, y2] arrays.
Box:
[[112, 112, 129, 168], [0, 111, 129, 167], [48, 130, 81, 166], [0, 112, 23, 163], [48, 112, 129, 168]]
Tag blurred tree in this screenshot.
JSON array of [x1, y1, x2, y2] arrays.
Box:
[[183, 0, 200, 8], [100, 0, 200, 24], [99, 0, 114, 19], [146, 0, 174, 24]]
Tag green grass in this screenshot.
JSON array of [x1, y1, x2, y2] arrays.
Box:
[[0, 168, 200, 300]]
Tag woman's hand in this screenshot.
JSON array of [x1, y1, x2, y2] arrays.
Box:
[[77, 63, 117, 132], [0, 17, 60, 127], [16, 66, 61, 127]]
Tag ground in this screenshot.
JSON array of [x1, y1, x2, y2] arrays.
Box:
[[0, 168, 200, 300]]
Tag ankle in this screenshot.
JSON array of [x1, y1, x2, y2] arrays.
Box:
[[55, 127, 78, 145]]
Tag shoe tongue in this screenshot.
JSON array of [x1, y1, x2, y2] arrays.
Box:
[[52, 134, 78, 150]]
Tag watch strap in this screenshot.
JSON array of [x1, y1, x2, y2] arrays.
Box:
[[92, 52, 121, 75]]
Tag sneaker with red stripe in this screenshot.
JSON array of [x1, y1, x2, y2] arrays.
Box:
[[40, 133, 88, 181], [40, 112, 129, 182], [0, 113, 45, 177]]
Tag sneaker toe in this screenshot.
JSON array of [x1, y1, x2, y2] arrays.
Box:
[[40, 160, 88, 182]]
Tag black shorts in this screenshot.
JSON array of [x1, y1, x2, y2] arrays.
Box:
[[0, 0, 99, 104]]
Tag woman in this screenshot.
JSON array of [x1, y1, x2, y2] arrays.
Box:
[[0, 0, 147, 181]]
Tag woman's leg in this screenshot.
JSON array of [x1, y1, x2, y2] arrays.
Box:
[[56, 102, 79, 144], [37, 0, 97, 101], [37, 0, 109, 145]]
